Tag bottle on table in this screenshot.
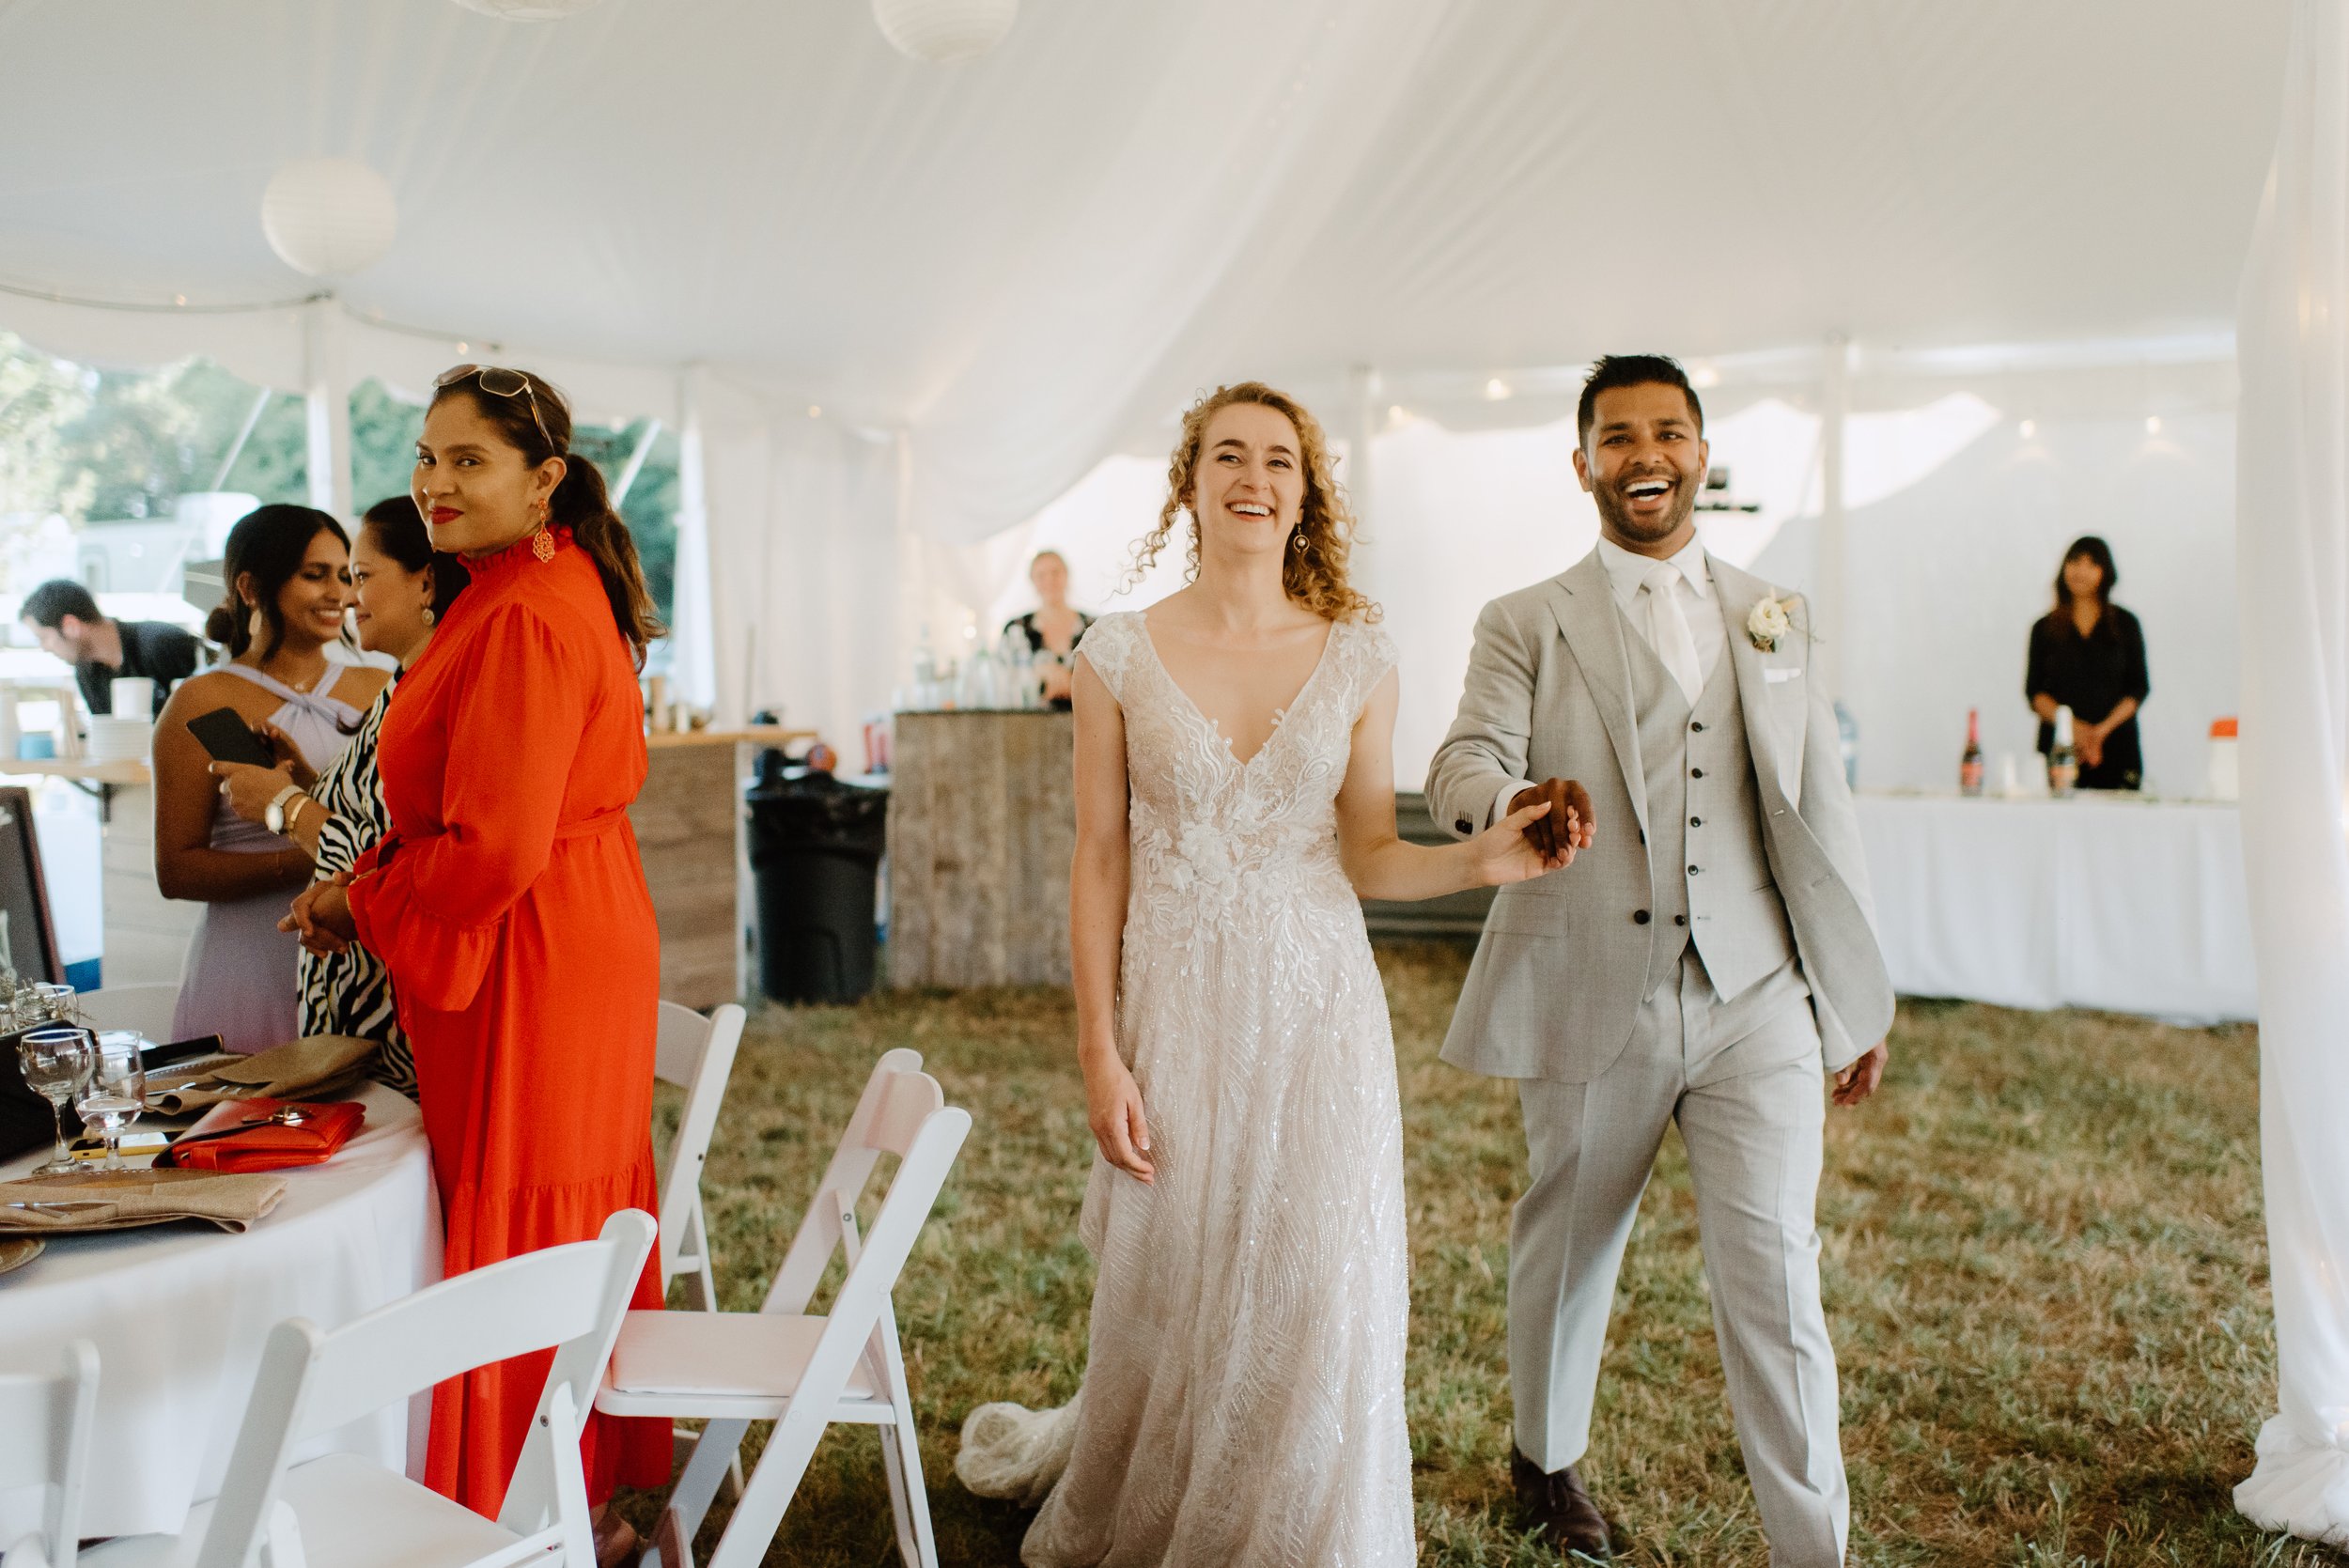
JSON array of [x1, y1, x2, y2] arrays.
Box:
[[2048, 706, 2079, 798], [1959, 707, 1984, 797]]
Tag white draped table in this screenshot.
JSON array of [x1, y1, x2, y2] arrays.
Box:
[[0, 1081, 441, 1539], [1853, 794, 2258, 1024]]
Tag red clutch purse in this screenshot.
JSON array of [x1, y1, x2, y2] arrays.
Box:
[[157, 1097, 366, 1172]]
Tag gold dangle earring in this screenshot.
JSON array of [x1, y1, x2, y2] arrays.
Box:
[[531, 498, 556, 563]]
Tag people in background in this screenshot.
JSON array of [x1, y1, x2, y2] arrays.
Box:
[[151, 506, 387, 1053], [20, 578, 203, 720], [209, 497, 469, 1099], [284, 366, 665, 1558], [2026, 535, 2150, 790], [1006, 549, 1096, 709]]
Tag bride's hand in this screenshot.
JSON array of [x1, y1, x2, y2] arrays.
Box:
[[1081, 1046, 1154, 1185], [1472, 799, 1573, 886]]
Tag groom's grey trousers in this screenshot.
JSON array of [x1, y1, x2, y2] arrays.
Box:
[[1512, 946, 1847, 1567]]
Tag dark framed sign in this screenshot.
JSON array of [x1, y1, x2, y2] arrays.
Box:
[[0, 785, 63, 988]]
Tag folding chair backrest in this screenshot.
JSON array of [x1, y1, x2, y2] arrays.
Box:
[[0, 1341, 97, 1568], [654, 1001, 744, 1282], [192, 1210, 658, 1568], [761, 1048, 926, 1313], [78, 983, 179, 1042]]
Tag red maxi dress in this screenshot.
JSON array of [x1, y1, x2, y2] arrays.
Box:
[[347, 525, 667, 1515]]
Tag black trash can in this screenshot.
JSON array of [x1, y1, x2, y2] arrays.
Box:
[[746, 765, 889, 1004]]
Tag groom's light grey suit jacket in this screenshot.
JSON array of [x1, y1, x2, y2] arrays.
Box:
[[1427, 549, 1894, 1082]]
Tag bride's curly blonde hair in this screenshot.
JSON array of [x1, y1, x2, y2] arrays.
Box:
[[1126, 381, 1379, 623]]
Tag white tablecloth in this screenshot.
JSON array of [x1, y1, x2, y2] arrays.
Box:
[[0, 1081, 441, 1539], [1853, 794, 2258, 1023]]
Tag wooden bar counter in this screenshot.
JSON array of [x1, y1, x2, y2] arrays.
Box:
[[887, 709, 1073, 988], [630, 726, 812, 1009]]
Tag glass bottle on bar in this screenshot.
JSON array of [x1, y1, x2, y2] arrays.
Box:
[[2047, 706, 2078, 798], [1959, 707, 1984, 797]]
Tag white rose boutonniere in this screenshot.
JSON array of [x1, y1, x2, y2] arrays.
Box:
[[1746, 594, 1794, 653]]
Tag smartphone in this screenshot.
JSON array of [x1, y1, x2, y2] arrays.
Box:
[[141, 1034, 226, 1070], [186, 706, 276, 768]]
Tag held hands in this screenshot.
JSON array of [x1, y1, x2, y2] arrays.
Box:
[[1081, 1043, 1154, 1184], [280, 871, 358, 956], [2076, 724, 2106, 770], [1832, 1041, 1889, 1108], [210, 759, 297, 826], [1506, 778, 1597, 871]]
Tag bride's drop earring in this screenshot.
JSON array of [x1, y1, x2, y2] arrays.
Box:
[[420, 606, 436, 628], [1292, 531, 1308, 551]]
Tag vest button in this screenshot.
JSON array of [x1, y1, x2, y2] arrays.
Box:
[[1691, 721, 1705, 732], [1455, 818, 1472, 834], [1690, 768, 1705, 779], [1689, 815, 1703, 828], [1633, 908, 1652, 924], [1688, 863, 1701, 876], [1674, 914, 1688, 926]]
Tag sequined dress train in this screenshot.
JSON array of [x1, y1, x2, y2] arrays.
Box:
[[957, 610, 1415, 1566]]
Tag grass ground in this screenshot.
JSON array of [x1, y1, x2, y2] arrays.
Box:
[[617, 941, 2341, 1567]]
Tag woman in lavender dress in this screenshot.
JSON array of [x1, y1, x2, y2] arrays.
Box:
[[151, 505, 386, 1053]]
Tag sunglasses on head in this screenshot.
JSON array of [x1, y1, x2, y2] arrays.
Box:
[[435, 364, 555, 451]]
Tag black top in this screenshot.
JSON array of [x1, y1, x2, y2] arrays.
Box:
[[1007, 610, 1096, 712], [2025, 604, 2150, 790], [76, 619, 203, 718]]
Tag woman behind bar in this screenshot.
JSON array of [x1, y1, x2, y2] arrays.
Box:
[[288, 366, 665, 1561], [1006, 549, 1095, 709], [2025, 535, 2150, 790], [212, 496, 468, 1096], [155, 505, 385, 1052]]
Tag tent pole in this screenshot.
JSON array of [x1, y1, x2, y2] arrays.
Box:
[[1814, 334, 1851, 704], [611, 416, 663, 506], [210, 386, 272, 492], [302, 297, 352, 518], [1346, 364, 1379, 598]]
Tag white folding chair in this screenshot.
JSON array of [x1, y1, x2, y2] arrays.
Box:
[[597, 1049, 972, 1568], [84, 1210, 657, 1568], [655, 1001, 745, 1314], [77, 984, 179, 1043], [0, 1341, 98, 1568]]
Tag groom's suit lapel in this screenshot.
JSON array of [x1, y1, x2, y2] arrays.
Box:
[[1543, 551, 1651, 845], [1711, 556, 1806, 812]]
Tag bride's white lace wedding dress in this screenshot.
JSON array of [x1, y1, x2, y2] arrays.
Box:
[[957, 609, 1416, 1567]]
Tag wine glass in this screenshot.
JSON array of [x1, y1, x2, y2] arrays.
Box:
[[19, 1027, 95, 1175], [73, 1031, 146, 1172], [29, 983, 76, 1025]]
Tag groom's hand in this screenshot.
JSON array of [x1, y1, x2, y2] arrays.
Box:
[[1509, 778, 1596, 866], [1832, 1041, 1888, 1107]]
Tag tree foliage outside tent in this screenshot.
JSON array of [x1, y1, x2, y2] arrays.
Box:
[[0, 335, 679, 623]]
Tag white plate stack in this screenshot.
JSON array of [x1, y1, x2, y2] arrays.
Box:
[[87, 715, 154, 764]]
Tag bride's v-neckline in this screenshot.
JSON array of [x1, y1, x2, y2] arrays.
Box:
[[1134, 613, 1340, 772]]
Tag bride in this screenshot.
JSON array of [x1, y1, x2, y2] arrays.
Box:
[[957, 381, 1592, 1564]]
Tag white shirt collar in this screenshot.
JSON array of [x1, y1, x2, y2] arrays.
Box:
[[1595, 533, 1713, 611]]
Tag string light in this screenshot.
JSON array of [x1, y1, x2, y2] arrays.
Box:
[[1485, 378, 1511, 401], [807, 404, 822, 419], [2019, 419, 2036, 439], [1688, 365, 1722, 390], [2145, 414, 2162, 435]]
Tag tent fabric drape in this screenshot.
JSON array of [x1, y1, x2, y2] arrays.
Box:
[[2232, 0, 2349, 1545]]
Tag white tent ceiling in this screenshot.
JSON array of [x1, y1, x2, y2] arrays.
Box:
[[0, 0, 2295, 542]]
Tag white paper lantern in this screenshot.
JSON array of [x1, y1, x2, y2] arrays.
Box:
[[450, 0, 599, 18], [260, 158, 398, 278], [872, 0, 1017, 62]]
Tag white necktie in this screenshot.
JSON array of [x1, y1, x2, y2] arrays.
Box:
[[1641, 560, 1704, 706]]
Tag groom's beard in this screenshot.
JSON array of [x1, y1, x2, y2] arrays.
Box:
[[1592, 466, 1701, 547]]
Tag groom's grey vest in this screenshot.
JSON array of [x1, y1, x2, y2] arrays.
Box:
[[1620, 603, 1801, 1005]]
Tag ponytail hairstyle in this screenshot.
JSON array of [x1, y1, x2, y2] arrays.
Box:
[[360, 496, 471, 622], [205, 504, 350, 660], [428, 368, 663, 664]]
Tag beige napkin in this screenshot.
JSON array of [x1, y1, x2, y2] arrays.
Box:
[[145, 1034, 380, 1114], [0, 1168, 288, 1234]]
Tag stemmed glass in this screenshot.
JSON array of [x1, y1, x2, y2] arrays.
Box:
[[72, 1032, 146, 1172], [19, 1027, 96, 1175]]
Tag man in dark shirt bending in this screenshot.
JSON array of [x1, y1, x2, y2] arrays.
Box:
[[20, 579, 203, 719]]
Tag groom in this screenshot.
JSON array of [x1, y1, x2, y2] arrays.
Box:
[[1428, 354, 1892, 1564]]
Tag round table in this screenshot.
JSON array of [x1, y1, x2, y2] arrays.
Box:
[[0, 1081, 441, 1539]]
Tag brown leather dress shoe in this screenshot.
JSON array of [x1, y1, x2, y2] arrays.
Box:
[[1512, 1447, 1614, 1561]]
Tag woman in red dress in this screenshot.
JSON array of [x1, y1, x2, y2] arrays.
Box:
[[290, 366, 667, 1558]]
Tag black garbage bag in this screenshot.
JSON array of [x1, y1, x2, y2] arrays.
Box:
[[746, 770, 888, 1003]]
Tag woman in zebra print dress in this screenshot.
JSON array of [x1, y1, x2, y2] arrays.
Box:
[[212, 497, 467, 1096]]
